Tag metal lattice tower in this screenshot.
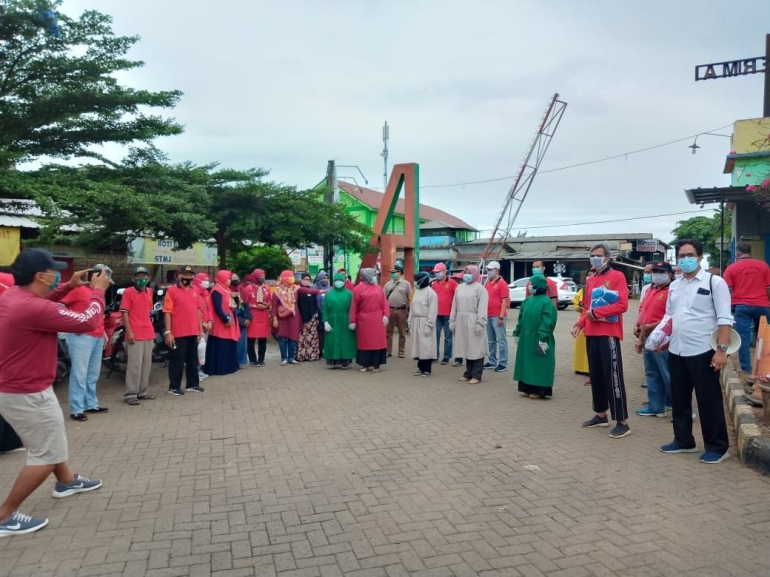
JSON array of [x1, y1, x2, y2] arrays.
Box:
[[480, 93, 568, 267]]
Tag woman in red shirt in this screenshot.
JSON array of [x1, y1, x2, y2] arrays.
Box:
[[204, 270, 240, 375], [247, 268, 271, 366]]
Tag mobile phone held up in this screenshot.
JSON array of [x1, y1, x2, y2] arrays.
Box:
[[86, 265, 114, 284]]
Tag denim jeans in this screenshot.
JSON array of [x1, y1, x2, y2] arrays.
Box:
[[237, 327, 249, 366], [643, 349, 671, 413], [734, 305, 770, 372], [66, 334, 104, 415], [435, 315, 454, 361], [279, 337, 297, 362], [486, 316, 509, 367]]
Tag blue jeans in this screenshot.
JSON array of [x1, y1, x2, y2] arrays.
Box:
[[734, 305, 770, 372], [643, 349, 671, 413], [435, 315, 455, 361], [237, 326, 249, 366], [486, 316, 509, 367], [279, 337, 297, 362], [66, 334, 104, 415]]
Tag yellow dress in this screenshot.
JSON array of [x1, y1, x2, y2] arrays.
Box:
[[572, 289, 589, 374]]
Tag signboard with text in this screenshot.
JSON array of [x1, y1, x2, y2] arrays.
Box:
[[636, 240, 659, 253], [128, 237, 217, 266]]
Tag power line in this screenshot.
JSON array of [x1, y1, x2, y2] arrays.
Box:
[[422, 124, 734, 189], [486, 209, 709, 232]]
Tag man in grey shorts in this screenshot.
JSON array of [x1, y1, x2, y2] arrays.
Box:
[[0, 249, 110, 537]]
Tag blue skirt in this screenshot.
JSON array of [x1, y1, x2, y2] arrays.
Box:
[[204, 336, 239, 376]]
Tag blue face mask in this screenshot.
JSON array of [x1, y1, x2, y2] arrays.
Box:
[[390, 273, 398, 281], [643, 273, 651, 284], [43, 271, 61, 290], [463, 273, 474, 284], [678, 257, 698, 274], [532, 267, 542, 276]]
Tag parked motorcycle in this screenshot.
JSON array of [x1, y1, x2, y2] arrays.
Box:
[[55, 334, 70, 384], [151, 290, 172, 364], [103, 288, 127, 376]]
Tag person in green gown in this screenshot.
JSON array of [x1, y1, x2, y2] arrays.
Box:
[[512, 274, 557, 399], [322, 273, 358, 369]]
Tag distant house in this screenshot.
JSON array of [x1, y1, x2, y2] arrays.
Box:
[[312, 180, 478, 275]]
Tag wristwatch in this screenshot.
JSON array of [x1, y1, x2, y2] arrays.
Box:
[[718, 344, 729, 353]]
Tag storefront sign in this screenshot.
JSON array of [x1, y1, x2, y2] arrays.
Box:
[[695, 57, 765, 81], [127, 237, 217, 266], [636, 240, 659, 253], [307, 245, 323, 265], [0, 227, 20, 266]]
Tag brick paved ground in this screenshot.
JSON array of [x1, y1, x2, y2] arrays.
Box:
[[3, 308, 770, 576]]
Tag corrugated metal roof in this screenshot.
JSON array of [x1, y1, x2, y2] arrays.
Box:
[[502, 249, 619, 261], [0, 214, 40, 228]]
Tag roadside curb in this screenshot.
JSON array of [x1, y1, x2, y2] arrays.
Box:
[[722, 373, 770, 475]]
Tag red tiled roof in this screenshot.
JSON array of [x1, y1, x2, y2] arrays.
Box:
[[338, 181, 477, 231]]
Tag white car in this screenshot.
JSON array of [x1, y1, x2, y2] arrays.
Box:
[[508, 276, 577, 310]]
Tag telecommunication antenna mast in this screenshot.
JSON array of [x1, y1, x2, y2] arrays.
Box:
[[381, 121, 389, 192], [480, 93, 568, 267]]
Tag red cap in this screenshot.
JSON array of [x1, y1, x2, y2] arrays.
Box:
[[432, 263, 447, 272]]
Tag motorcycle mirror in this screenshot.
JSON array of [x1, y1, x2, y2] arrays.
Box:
[[157, 289, 164, 296]]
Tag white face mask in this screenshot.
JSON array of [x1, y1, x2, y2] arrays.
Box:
[[201, 281, 210, 289], [651, 273, 670, 286]]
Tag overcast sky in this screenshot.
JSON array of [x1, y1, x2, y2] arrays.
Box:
[[64, 0, 770, 243]]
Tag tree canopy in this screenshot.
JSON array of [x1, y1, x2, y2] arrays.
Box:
[[0, 0, 182, 169], [671, 210, 732, 266]]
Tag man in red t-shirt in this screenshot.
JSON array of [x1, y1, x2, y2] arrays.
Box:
[[0, 249, 109, 537], [723, 242, 770, 374], [633, 261, 673, 417], [163, 265, 204, 396], [571, 243, 631, 438], [431, 263, 460, 365], [120, 267, 156, 405], [484, 261, 510, 372], [60, 264, 112, 421]]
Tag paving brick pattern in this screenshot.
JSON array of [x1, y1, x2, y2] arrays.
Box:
[[3, 309, 770, 576]]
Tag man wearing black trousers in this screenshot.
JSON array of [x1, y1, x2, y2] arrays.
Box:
[[660, 239, 732, 464], [163, 266, 205, 396]]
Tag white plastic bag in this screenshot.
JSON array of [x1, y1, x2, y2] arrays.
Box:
[[197, 338, 207, 365]]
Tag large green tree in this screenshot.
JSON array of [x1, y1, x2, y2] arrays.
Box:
[[227, 245, 292, 279], [671, 210, 732, 266], [0, 0, 182, 169]]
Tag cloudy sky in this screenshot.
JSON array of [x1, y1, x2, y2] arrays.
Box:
[[64, 0, 770, 243]]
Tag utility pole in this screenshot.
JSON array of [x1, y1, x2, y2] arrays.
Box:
[[324, 160, 338, 272], [381, 121, 389, 192]]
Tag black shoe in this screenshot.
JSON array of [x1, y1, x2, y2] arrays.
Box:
[[414, 371, 425, 376], [582, 415, 609, 428], [250, 362, 259, 367], [168, 389, 184, 396], [186, 386, 205, 393], [440, 359, 449, 365], [70, 413, 88, 421], [85, 407, 109, 413], [609, 423, 632, 439]]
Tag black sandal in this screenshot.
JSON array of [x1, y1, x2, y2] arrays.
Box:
[[125, 399, 141, 406]]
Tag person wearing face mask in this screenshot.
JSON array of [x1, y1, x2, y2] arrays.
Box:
[[314, 271, 330, 355], [163, 266, 205, 396], [450, 265, 489, 384], [384, 264, 412, 358], [633, 262, 674, 418], [673, 266, 683, 281], [525, 260, 558, 308], [230, 274, 253, 369], [323, 273, 357, 369], [121, 267, 157, 405], [60, 264, 113, 421], [639, 263, 654, 304], [246, 269, 271, 367], [409, 272, 438, 376], [337, 268, 356, 292], [204, 270, 241, 376], [572, 242, 631, 439], [192, 273, 213, 380], [483, 261, 510, 372], [296, 273, 322, 362], [272, 270, 324, 365], [0, 248, 109, 537], [572, 268, 594, 384], [513, 274, 557, 399], [431, 263, 461, 366], [660, 239, 733, 464], [350, 268, 390, 372]]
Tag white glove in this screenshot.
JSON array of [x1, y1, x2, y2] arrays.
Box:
[[382, 316, 388, 326], [324, 322, 332, 333], [537, 341, 549, 355], [348, 323, 356, 331]]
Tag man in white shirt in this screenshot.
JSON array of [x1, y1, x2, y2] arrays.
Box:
[[660, 239, 733, 464]]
